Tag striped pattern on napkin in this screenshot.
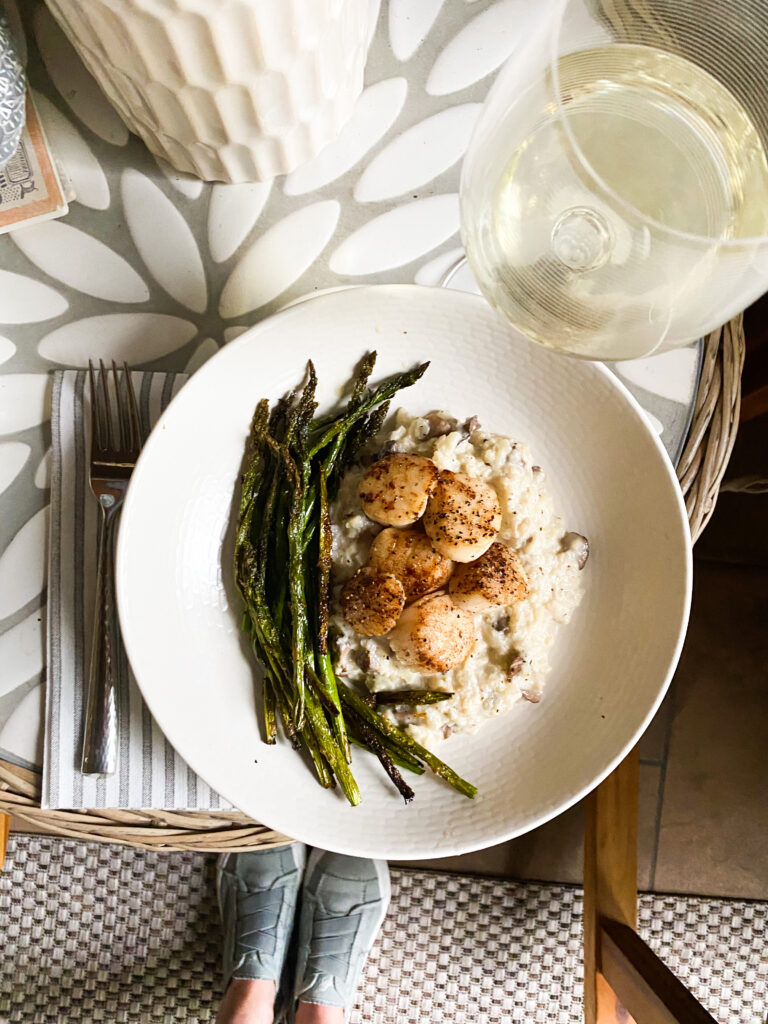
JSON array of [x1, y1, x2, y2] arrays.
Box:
[[42, 369, 230, 810]]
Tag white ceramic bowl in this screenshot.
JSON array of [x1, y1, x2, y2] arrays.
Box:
[[116, 285, 691, 859]]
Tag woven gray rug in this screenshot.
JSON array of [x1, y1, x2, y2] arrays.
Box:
[[1, 837, 766, 1023]]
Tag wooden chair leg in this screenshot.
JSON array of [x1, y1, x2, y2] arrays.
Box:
[[583, 746, 720, 1024], [599, 918, 719, 1024], [583, 746, 639, 1024]]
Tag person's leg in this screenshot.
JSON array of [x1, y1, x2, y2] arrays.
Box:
[[293, 850, 390, 1022], [216, 979, 276, 1024], [294, 1002, 343, 1024], [216, 844, 306, 1024]]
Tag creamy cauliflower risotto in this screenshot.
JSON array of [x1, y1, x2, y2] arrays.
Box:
[[331, 409, 588, 747]]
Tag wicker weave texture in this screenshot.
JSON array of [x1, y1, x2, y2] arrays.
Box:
[[1, 837, 766, 1023], [679, 317, 746, 542], [0, 763, 288, 852], [0, 319, 746, 851]]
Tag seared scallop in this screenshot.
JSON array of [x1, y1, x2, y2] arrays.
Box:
[[389, 593, 475, 672], [423, 471, 502, 561], [341, 568, 405, 636], [359, 454, 439, 527], [449, 542, 527, 612], [368, 527, 453, 601]]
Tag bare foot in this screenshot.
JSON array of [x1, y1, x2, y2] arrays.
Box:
[[216, 978, 276, 1024], [295, 1002, 345, 1024]]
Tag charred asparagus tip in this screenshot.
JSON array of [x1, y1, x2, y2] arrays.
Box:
[[373, 689, 454, 706]]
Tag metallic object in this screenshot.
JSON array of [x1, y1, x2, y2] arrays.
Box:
[[81, 361, 141, 775], [0, 13, 26, 170]]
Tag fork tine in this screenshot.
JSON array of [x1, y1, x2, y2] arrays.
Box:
[[99, 359, 116, 452], [88, 360, 104, 451], [112, 360, 128, 452], [123, 362, 142, 455]]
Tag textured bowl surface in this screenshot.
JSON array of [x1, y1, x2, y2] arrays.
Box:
[[44, 0, 369, 181], [116, 285, 691, 858]]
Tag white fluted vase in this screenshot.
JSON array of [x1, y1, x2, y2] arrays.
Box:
[[44, 0, 371, 182]]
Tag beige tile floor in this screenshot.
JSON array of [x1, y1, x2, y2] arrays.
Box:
[[397, 561, 768, 899]]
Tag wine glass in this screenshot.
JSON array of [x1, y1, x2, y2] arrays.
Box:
[[460, 0, 768, 360]]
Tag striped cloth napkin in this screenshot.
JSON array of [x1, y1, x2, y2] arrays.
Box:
[[42, 369, 230, 810]]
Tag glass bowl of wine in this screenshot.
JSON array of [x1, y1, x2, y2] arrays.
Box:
[[460, 0, 768, 360]]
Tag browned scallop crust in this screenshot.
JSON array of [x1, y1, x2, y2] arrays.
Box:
[[389, 593, 476, 672], [423, 470, 502, 561], [358, 454, 439, 527], [449, 542, 527, 611], [341, 568, 405, 636], [368, 527, 453, 601]]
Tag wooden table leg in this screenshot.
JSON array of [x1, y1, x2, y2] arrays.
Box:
[[583, 746, 639, 1024]]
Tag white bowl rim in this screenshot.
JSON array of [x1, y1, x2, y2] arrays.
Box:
[[116, 283, 692, 857]]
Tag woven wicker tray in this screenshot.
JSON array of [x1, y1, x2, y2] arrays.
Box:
[[0, 317, 745, 852]]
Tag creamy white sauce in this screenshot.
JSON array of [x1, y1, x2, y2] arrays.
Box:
[[330, 410, 586, 746]]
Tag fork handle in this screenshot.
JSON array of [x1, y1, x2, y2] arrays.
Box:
[[81, 495, 122, 775]]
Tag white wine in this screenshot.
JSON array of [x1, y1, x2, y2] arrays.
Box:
[[463, 45, 768, 358]]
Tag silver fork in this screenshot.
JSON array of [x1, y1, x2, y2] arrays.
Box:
[[81, 360, 141, 775]]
